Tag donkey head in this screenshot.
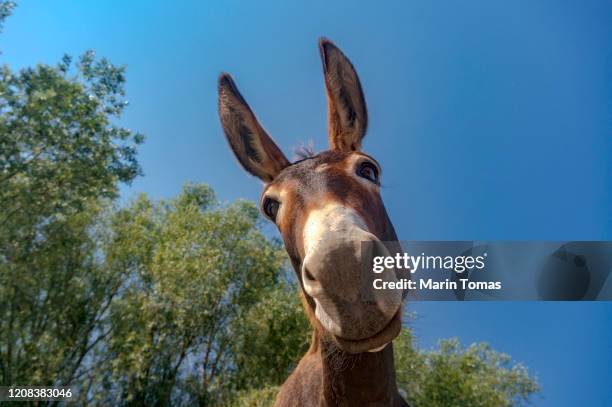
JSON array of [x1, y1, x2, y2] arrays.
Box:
[[218, 39, 403, 354]]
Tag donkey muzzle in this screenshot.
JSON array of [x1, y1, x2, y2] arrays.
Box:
[[301, 204, 403, 346]]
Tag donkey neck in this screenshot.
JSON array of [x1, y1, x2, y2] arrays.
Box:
[[317, 333, 402, 406]]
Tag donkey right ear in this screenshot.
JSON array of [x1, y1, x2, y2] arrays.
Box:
[[218, 73, 289, 182], [319, 38, 368, 152]]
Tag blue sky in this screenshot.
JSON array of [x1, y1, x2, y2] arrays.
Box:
[[3, 1, 611, 405]]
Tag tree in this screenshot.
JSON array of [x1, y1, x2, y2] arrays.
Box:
[[0, 0, 143, 395], [231, 327, 539, 407], [84, 185, 288, 406], [231, 283, 311, 391], [393, 330, 539, 407], [0, 51, 143, 228], [0, 3, 540, 405]]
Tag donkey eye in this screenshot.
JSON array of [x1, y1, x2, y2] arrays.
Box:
[[262, 197, 280, 221], [357, 162, 379, 184]]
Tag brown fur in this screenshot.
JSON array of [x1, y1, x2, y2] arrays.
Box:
[[269, 152, 407, 406], [275, 336, 406, 407], [218, 38, 409, 406]]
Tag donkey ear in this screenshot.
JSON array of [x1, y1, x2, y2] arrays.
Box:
[[218, 73, 290, 182], [319, 38, 368, 152]]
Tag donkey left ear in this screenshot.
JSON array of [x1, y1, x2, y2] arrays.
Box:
[[319, 38, 368, 152], [218, 73, 289, 183]]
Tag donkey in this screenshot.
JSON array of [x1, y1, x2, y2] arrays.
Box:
[[218, 38, 408, 406]]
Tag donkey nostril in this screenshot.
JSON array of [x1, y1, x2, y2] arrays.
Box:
[[301, 264, 323, 297], [303, 266, 316, 283]]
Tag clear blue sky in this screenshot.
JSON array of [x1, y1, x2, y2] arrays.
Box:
[[3, 1, 611, 405]]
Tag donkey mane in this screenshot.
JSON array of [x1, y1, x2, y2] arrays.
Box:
[[293, 142, 316, 160]]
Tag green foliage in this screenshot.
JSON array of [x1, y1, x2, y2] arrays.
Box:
[[229, 386, 279, 407], [0, 5, 539, 406], [0, 53, 143, 229], [0, 202, 119, 388], [0, 1, 143, 396], [0, 1, 14, 34], [232, 283, 311, 390], [84, 185, 289, 406], [395, 330, 539, 407], [238, 329, 539, 407]]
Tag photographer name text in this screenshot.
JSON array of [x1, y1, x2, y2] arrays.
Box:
[[372, 252, 502, 291]]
